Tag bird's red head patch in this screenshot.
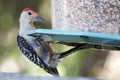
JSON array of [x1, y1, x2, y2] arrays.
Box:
[[22, 8, 37, 12]]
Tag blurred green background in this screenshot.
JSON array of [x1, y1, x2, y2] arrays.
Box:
[[0, 0, 120, 79]]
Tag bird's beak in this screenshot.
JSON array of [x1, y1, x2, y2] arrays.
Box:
[[32, 12, 45, 22]]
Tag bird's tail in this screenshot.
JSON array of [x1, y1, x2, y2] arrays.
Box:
[[39, 56, 59, 76], [49, 67, 59, 76], [49, 44, 89, 76]]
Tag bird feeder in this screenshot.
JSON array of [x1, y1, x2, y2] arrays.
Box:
[[27, 0, 120, 51]]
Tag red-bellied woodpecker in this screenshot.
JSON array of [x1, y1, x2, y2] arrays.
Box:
[[17, 8, 60, 76], [17, 8, 83, 76]]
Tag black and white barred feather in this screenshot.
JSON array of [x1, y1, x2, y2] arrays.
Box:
[[17, 35, 59, 76]]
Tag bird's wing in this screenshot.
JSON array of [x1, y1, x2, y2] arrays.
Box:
[[36, 39, 54, 60], [17, 35, 59, 76]]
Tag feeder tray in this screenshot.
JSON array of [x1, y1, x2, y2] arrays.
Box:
[[27, 29, 120, 51]]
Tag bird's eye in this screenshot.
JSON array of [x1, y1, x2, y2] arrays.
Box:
[[28, 12, 32, 15]]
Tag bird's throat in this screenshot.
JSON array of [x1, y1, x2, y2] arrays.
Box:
[[19, 22, 36, 36]]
